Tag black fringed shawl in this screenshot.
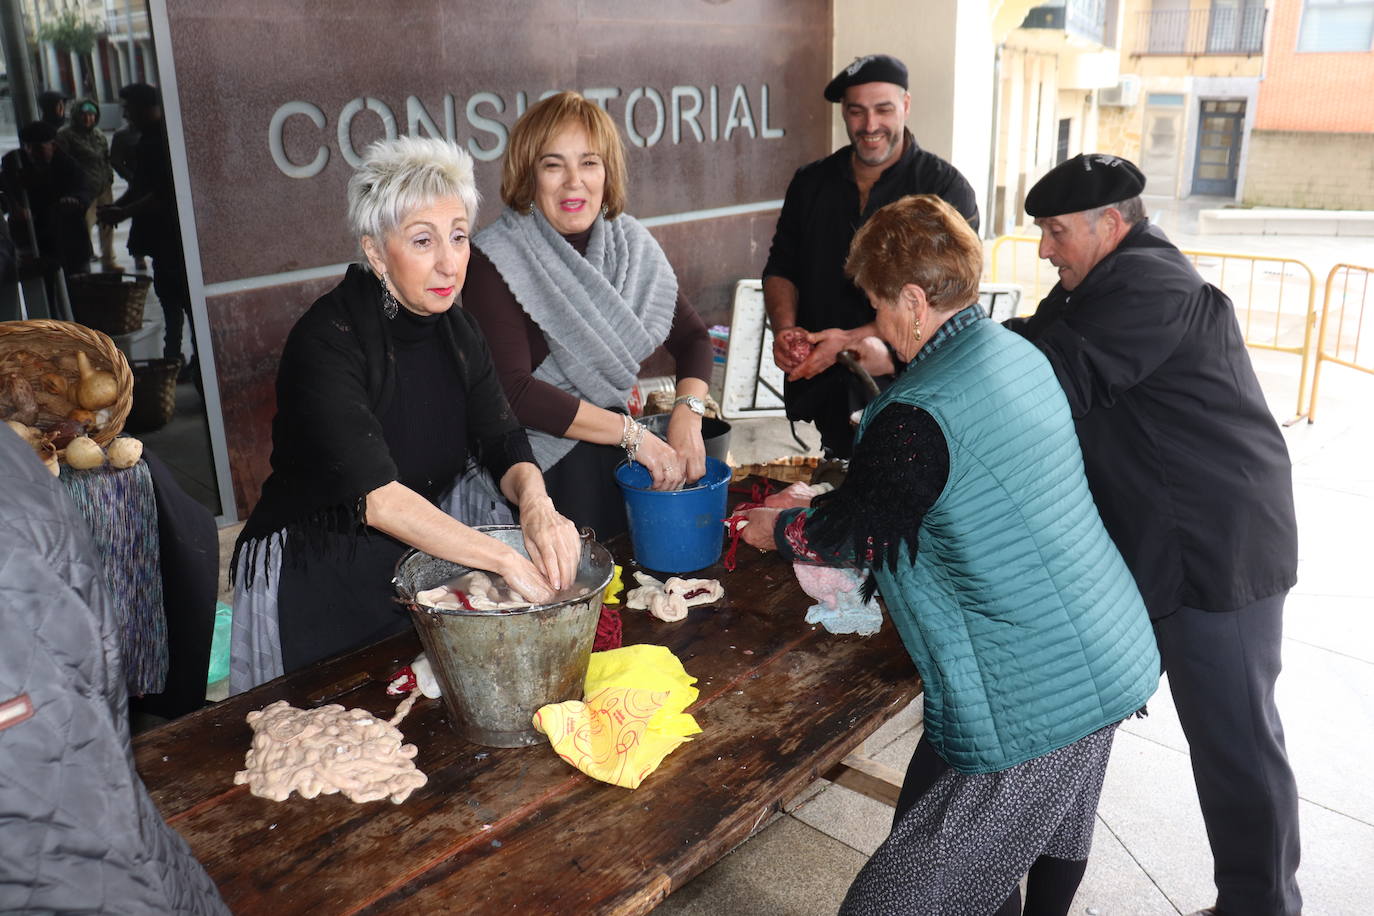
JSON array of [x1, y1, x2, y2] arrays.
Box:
[[231, 264, 534, 585]]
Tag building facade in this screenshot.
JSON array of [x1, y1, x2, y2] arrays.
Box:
[[1243, 0, 1374, 208], [18, 0, 155, 105]]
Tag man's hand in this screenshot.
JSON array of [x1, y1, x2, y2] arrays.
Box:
[[772, 326, 813, 374], [787, 327, 856, 381]]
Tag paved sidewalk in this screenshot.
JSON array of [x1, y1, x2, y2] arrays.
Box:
[[655, 345, 1372, 913]]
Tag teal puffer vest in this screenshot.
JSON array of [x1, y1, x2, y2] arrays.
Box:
[[858, 318, 1159, 773]]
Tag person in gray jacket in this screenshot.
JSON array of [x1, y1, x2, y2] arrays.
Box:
[[0, 425, 228, 914]]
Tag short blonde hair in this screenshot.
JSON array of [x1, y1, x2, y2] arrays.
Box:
[[500, 91, 628, 219], [347, 136, 479, 243], [846, 195, 981, 312]]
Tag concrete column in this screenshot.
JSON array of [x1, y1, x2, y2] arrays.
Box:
[[43, 43, 60, 91], [140, 38, 157, 85], [0, 0, 42, 124], [91, 45, 107, 101], [831, 0, 994, 226], [998, 47, 1028, 233]]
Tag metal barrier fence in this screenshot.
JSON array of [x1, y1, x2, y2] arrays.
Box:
[[986, 234, 1320, 420], [1307, 264, 1374, 423]]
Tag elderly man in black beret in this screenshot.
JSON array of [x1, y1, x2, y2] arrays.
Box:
[[762, 53, 979, 458], [1006, 153, 1302, 916]]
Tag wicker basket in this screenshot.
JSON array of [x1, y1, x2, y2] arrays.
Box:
[[68, 273, 152, 337], [0, 319, 134, 455], [125, 358, 180, 432]]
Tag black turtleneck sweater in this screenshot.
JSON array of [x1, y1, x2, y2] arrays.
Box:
[[379, 306, 468, 502]]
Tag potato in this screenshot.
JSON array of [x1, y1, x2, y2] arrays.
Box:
[[65, 436, 106, 470], [107, 437, 143, 469]]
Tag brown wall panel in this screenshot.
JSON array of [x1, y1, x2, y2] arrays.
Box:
[[164, 1, 831, 513], [649, 210, 782, 329], [165, 0, 829, 283], [207, 277, 337, 518]]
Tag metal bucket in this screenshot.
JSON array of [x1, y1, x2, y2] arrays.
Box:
[[392, 527, 614, 748]]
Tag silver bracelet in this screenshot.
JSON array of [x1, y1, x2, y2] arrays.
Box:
[[624, 420, 646, 464]]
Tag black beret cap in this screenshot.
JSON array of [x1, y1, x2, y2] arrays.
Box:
[[1025, 153, 1146, 218], [824, 54, 908, 102], [37, 89, 69, 105], [19, 121, 57, 144]]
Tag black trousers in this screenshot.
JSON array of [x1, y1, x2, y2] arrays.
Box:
[[1154, 592, 1302, 915], [151, 250, 193, 364]]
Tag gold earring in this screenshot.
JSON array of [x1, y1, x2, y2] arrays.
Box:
[[912, 319, 923, 344]]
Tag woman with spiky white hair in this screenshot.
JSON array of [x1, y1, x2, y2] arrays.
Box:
[[229, 137, 579, 693]]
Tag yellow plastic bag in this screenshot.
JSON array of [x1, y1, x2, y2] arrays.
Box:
[[532, 644, 701, 789]]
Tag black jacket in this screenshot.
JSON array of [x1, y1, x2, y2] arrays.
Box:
[[763, 131, 979, 436], [234, 264, 534, 582], [1006, 221, 1298, 618]]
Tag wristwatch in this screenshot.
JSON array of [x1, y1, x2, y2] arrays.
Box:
[[673, 395, 706, 416]]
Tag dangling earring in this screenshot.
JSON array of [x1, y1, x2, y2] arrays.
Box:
[[526, 200, 536, 216], [380, 274, 399, 320], [912, 318, 923, 345], [600, 204, 609, 219]]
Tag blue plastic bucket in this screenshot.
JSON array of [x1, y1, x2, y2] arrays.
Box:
[[614, 456, 731, 573]]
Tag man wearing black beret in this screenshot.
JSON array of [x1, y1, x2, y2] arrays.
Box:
[[1006, 153, 1302, 916], [762, 54, 979, 457]]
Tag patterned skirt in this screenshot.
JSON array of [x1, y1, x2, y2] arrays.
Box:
[[840, 723, 1118, 915]]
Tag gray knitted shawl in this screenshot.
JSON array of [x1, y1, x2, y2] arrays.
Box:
[[474, 206, 678, 470]]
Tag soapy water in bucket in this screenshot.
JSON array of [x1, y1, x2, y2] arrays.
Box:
[[416, 570, 584, 613], [614, 458, 726, 492]]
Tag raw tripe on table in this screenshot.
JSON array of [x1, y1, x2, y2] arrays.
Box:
[[233, 695, 426, 804], [416, 570, 526, 610], [625, 572, 724, 622]]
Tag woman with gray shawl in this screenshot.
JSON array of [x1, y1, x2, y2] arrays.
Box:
[[465, 92, 713, 540]]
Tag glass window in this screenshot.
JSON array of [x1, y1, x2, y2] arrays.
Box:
[[1208, 0, 1266, 52], [1298, 0, 1374, 52]]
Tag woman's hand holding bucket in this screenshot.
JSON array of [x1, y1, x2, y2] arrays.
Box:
[[634, 429, 688, 491]]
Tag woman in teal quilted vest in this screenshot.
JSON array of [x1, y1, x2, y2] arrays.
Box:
[[743, 195, 1159, 916]]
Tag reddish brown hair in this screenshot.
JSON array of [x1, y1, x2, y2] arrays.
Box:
[[846, 194, 981, 311], [500, 91, 628, 218]]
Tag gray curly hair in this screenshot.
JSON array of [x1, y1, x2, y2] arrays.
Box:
[[346, 136, 480, 244]]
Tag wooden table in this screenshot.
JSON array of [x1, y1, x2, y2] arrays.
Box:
[[135, 516, 921, 915]]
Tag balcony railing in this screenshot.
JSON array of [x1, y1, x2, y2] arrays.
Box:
[[1021, 0, 1108, 46], [1133, 7, 1266, 56]]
